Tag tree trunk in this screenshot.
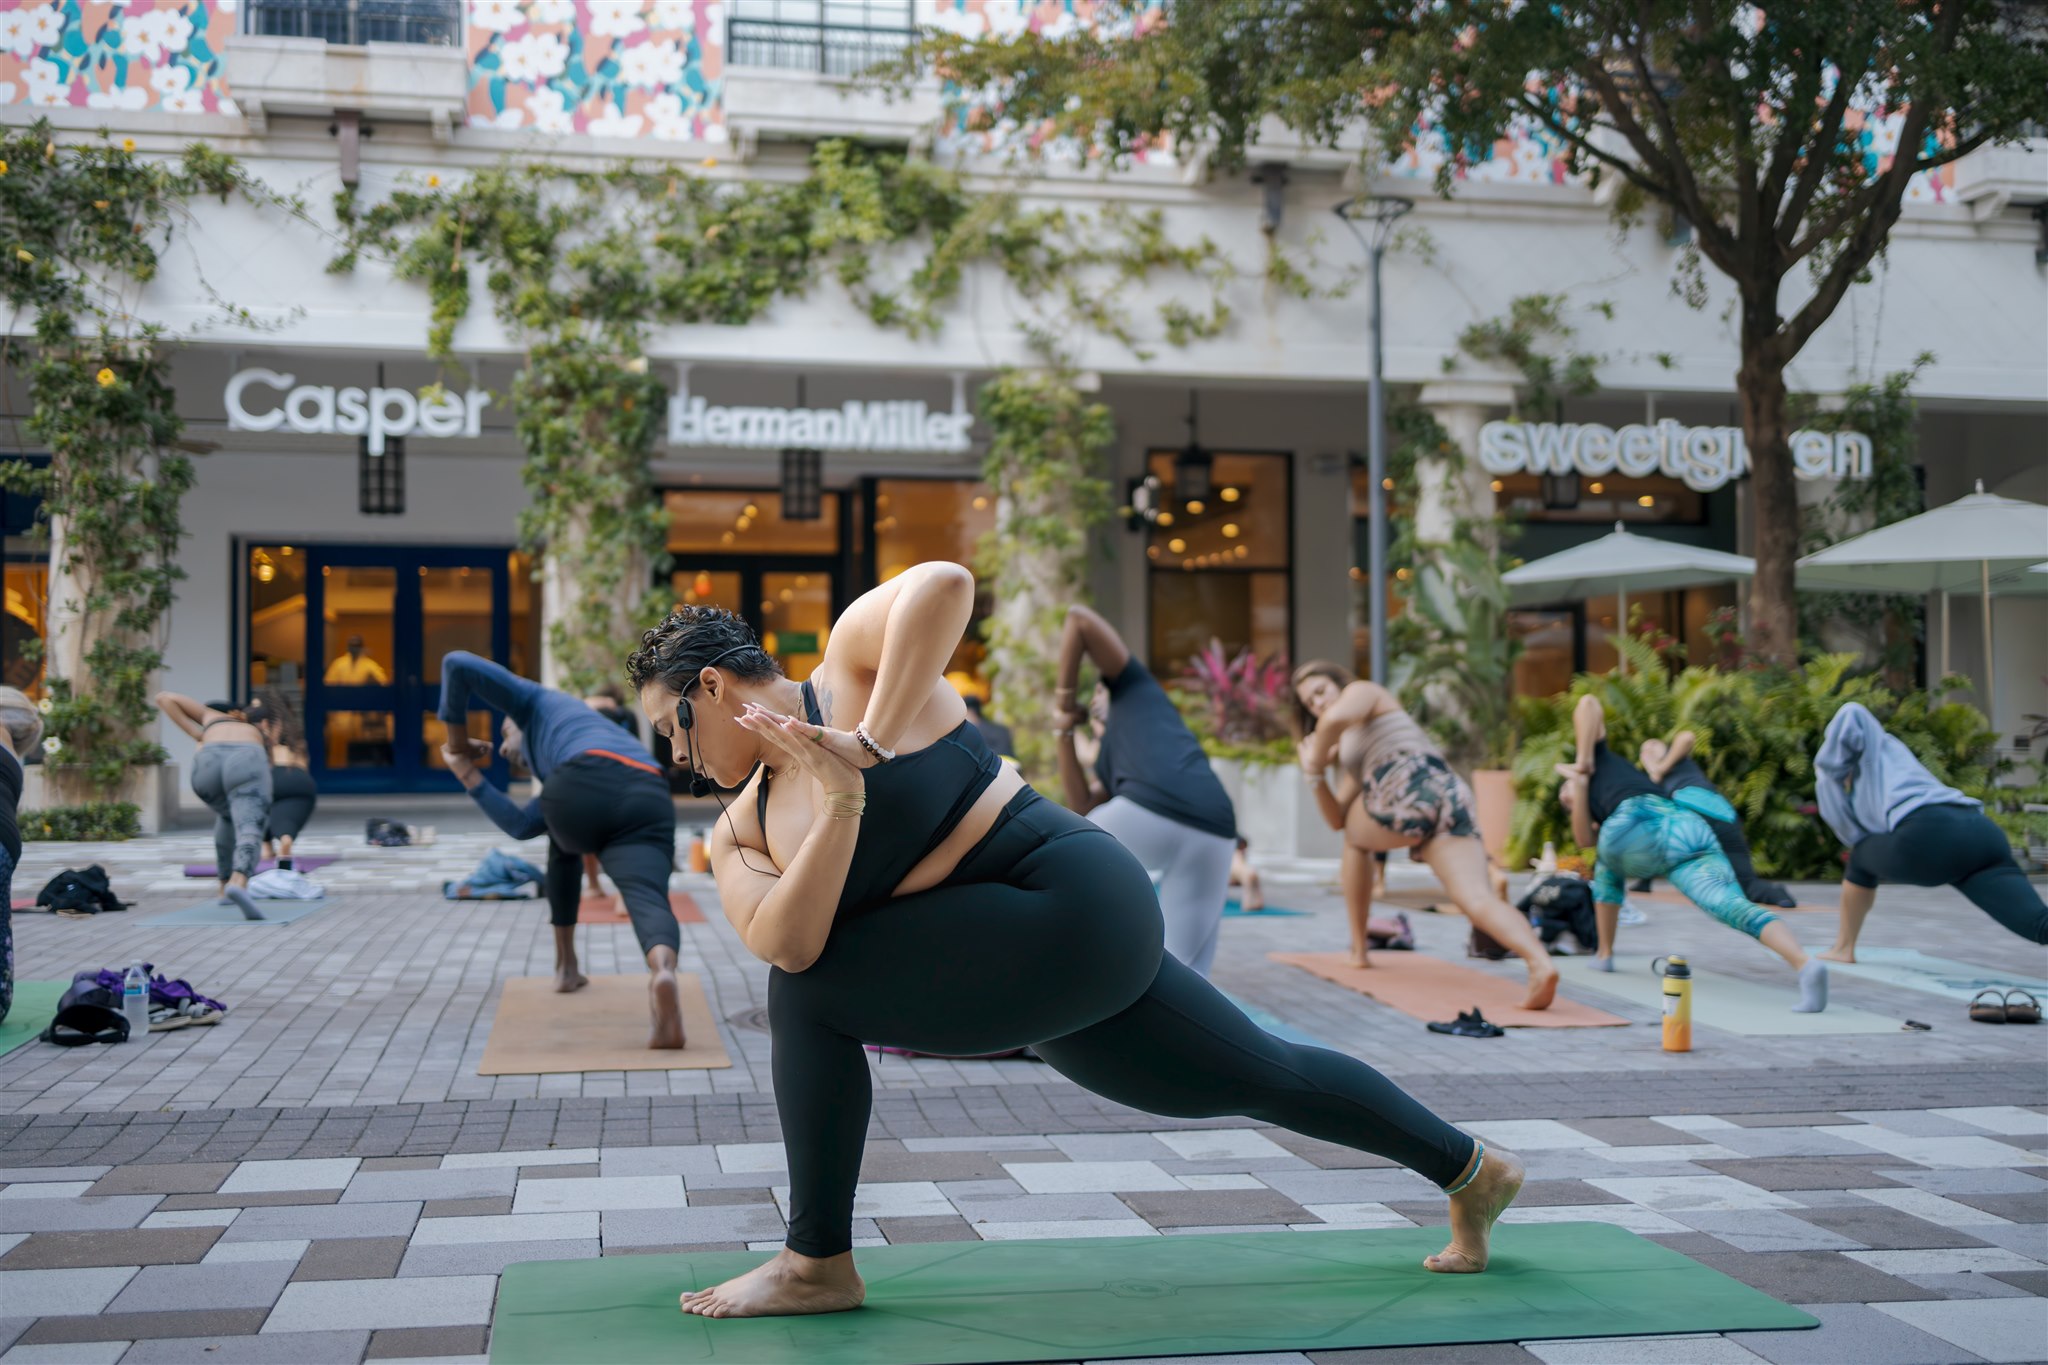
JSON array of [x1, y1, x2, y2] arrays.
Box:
[[1739, 352, 1800, 666]]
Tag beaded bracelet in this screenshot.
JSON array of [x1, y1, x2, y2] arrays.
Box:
[[853, 723, 895, 764]]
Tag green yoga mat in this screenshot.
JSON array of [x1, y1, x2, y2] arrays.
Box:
[[491, 1224, 1814, 1365], [0, 980, 67, 1058], [1554, 953, 1899, 1034]]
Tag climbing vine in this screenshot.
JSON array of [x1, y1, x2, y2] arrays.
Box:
[[333, 141, 1253, 699], [974, 371, 1116, 777], [0, 122, 291, 792]]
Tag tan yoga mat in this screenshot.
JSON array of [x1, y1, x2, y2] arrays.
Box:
[[478, 974, 732, 1075], [1271, 951, 1628, 1028], [577, 891, 709, 926], [1553, 954, 1899, 1035]]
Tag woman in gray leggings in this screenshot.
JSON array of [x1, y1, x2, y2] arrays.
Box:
[[156, 692, 269, 920]]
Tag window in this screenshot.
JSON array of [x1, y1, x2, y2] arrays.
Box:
[[727, 0, 915, 76], [3, 561, 47, 696], [247, 0, 461, 46], [1491, 472, 1705, 525], [870, 478, 997, 695], [1146, 451, 1290, 676], [247, 545, 310, 695], [666, 489, 841, 556]]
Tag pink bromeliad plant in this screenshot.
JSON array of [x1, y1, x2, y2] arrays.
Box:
[[1178, 638, 1295, 749]]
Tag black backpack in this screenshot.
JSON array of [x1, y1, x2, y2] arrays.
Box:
[[38, 969, 130, 1046], [1518, 874, 1599, 953], [35, 865, 127, 916], [365, 818, 411, 847]]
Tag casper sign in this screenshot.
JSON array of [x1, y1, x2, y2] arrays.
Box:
[[1478, 419, 1871, 493], [226, 369, 491, 455], [668, 393, 973, 454]]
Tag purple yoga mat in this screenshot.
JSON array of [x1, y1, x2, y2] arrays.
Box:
[[183, 856, 338, 877]]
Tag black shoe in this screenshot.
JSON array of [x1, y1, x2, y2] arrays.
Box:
[[1428, 1008, 1505, 1038], [1629, 878, 1655, 893]]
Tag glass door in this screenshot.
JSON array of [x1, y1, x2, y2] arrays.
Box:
[[303, 547, 510, 793]]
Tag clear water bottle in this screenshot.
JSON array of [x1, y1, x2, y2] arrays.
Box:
[[122, 963, 149, 1042]]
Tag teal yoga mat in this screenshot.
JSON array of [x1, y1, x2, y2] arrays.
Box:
[[147, 899, 330, 926], [1223, 900, 1309, 917], [1555, 953, 1899, 1034], [1827, 947, 2048, 1004], [0, 981, 66, 1058], [491, 1224, 1814, 1365]]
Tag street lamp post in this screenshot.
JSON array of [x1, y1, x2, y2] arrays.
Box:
[[1335, 194, 1414, 685]]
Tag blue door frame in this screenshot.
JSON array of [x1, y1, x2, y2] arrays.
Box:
[[302, 545, 512, 795]]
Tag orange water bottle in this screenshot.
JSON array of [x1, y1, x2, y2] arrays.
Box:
[[1657, 956, 1693, 1052]]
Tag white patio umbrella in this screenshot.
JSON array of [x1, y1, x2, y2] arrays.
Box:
[[1502, 522, 1756, 672], [1796, 484, 2048, 721]]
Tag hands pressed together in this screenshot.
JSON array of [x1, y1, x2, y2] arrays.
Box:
[[736, 700, 871, 797]]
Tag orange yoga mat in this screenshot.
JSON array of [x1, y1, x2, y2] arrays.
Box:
[[577, 891, 708, 926], [478, 973, 732, 1075], [1270, 951, 1629, 1028]]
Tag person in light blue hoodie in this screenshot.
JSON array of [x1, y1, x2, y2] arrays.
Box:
[[1816, 702, 2045, 961]]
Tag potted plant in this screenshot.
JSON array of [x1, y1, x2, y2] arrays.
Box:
[[1176, 640, 1339, 858]]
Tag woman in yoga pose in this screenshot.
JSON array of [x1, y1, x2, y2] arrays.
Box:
[[1816, 702, 2046, 957], [249, 701, 317, 870], [1557, 695, 1828, 1011], [629, 565, 1522, 1319], [1636, 731, 1794, 909], [156, 692, 270, 920], [1291, 662, 1557, 1009]]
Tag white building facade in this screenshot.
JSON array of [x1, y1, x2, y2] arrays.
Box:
[[3, 1, 2043, 801]]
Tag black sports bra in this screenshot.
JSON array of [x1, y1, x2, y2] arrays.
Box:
[[757, 681, 1001, 914]]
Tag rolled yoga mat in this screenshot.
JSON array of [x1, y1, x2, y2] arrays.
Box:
[[0, 981, 68, 1058], [1824, 946, 2048, 1004], [578, 891, 708, 926], [478, 973, 731, 1076], [490, 1224, 1814, 1365], [1553, 953, 1899, 1034], [1272, 950, 1628, 1028], [182, 856, 338, 877]]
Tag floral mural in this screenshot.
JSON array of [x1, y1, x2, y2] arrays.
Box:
[[466, 0, 725, 142], [0, 0, 237, 115]]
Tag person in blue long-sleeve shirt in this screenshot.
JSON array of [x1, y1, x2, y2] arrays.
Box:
[[438, 652, 685, 1049]]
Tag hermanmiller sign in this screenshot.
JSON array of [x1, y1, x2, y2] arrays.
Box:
[[225, 369, 491, 455], [1478, 419, 1871, 493], [667, 395, 973, 453]]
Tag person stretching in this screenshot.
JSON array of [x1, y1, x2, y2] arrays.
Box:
[[157, 692, 269, 920], [1054, 606, 1236, 979], [1638, 731, 1795, 909], [438, 652, 685, 1048], [1557, 695, 1827, 1011], [1816, 702, 2046, 958], [1293, 662, 1557, 1009], [630, 567, 1523, 1320], [249, 701, 317, 869]]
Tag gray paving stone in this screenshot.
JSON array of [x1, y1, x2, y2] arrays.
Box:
[[366, 1324, 490, 1359], [0, 1266, 137, 1316], [1307, 1346, 1541, 1363], [1564, 1118, 1699, 1147], [1875, 1298, 2048, 1363], [107, 1261, 296, 1314], [261, 1275, 499, 1334], [339, 1168, 515, 1204], [357, 1158, 443, 1173], [0, 1197, 162, 1234], [1792, 1206, 1995, 1251], [156, 1192, 342, 1212], [1507, 1181, 1628, 1208], [14, 1311, 269, 1349], [0, 1228, 220, 1270], [1720, 1113, 1854, 1128], [596, 1146, 722, 1178], [420, 1197, 514, 1219], [118, 1329, 373, 1362], [1115, 1190, 1315, 1229], [1947, 1190, 2048, 1222], [686, 1188, 774, 1207], [396, 1236, 600, 1277], [1642, 1232, 1743, 1258], [0, 1170, 112, 1185], [600, 1205, 784, 1248], [1883, 1168, 2048, 1197], [875, 1216, 979, 1244], [1736, 1301, 1984, 1364], [82, 1166, 235, 1198], [1985, 1270, 2048, 1296], [1968, 1220, 2048, 1262], [219, 1202, 420, 1243], [1691, 1249, 1940, 1304], [1696, 1158, 1908, 1192], [1257, 1170, 1440, 1204], [289, 1237, 409, 1282], [950, 1193, 1148, 1225], [1668, 1210, 1868, 1253], [859, 1151, 1012, 1183], [1903, 1271, 2036, 1300], [1263, 1133, 1399, 1170], [516, 1164, 602, 1181]]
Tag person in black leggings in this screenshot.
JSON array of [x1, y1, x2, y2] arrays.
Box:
[[1816, 702, 2047, 958], [627, 566, 1523, 1322], [1639, 730, 1796, 908], [246, 702, 317, 868], [438, 653, 685, 1048]]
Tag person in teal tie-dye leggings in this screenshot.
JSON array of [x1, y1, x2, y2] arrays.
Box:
[[1555, 695, 1828, 1013]]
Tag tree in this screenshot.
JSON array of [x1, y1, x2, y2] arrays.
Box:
[[904, 1, 2048, 663]]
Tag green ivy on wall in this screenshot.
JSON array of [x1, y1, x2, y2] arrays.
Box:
[[0, 122, 292, 791]]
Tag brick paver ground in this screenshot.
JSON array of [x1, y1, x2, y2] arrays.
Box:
[[3, 820, 2045, 1363]]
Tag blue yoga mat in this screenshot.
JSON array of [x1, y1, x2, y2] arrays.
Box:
[[1224, 900, 1310, 917], [147, 899, 330, 926]]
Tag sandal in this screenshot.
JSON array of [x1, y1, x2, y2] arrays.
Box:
[[148, 1005, 191, 1032], [178, 1000, 223, 1026], [2003, 990, 2040, 1025], [1427, 1008, 1506, 1039], [1969, 989, 2008, 1024]]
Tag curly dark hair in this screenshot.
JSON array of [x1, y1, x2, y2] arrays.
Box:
[[626, 606, 784, 695]]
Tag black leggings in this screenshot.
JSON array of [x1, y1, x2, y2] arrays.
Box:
[[266, 768, 318, 843], [1847, 802, 2047, 944], [770, 790, 1475, 1258], [539, 756, 679, 956]]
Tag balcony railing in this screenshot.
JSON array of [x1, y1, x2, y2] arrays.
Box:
[[246, 0, 461, 47], [727, 3, 914, 78]]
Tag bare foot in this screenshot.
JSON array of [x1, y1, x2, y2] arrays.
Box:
[[1820, 948, 1856, 964], [649, 967, 685, 1049], [679, 1247, 864, 1318], [554, 963, 588, 994], [1522, 964, 1560, 1011], [1349, 945, 1373, 969], [1424, 1145, 1524, 1273]]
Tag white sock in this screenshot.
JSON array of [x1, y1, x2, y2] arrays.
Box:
[[1793, 959, 1828, 1013]]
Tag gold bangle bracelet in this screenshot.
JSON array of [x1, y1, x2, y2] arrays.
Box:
[[823, 791, 866, 820]]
